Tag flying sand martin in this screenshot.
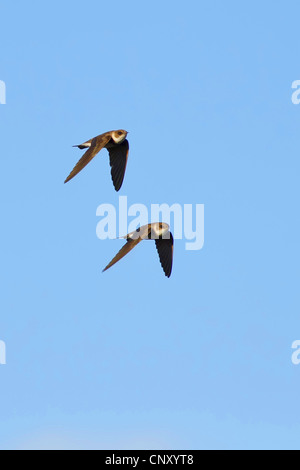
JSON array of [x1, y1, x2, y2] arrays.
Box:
[[103, 223, 174, 278], [64, 129, 129, 191]]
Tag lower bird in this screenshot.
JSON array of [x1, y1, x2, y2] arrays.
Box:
[[103, 223, 174, 278], [64, 129, 129, 191]]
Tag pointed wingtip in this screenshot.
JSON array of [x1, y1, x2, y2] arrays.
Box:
[[64, 175, 71, 184]]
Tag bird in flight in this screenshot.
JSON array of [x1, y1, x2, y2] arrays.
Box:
[[64, 129, 129, 191], [103, 223, 174, 278]]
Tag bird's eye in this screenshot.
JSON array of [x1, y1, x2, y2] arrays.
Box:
[[118, 131, 123, 136]]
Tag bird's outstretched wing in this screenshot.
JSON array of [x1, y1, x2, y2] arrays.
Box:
[[103, 235, 142, 273], [155, 233, 174, 278], [108, 139, 129, 191], [64, 133, 112, 184]]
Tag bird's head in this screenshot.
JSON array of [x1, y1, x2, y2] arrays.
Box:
[[151, 222, 170, 239], [111, 129, 128, 144]]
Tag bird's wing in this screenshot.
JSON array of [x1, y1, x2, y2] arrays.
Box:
[[155, 232, 174, 278], [107, 139, 129, 192], [64, 133, 112, 184], [103, 236, 142, 273]]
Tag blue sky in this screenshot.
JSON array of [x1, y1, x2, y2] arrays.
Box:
[[1, 0, 300, 450]]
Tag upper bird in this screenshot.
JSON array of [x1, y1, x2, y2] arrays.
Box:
[[103, 223, 174, 278], [64, 129, 129, 191]]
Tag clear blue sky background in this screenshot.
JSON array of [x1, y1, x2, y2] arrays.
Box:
[[1, 0, 300, 450]]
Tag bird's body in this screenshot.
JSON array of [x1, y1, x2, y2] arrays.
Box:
[[103, 223, 174, 278], [64, 129, 129, 191]]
